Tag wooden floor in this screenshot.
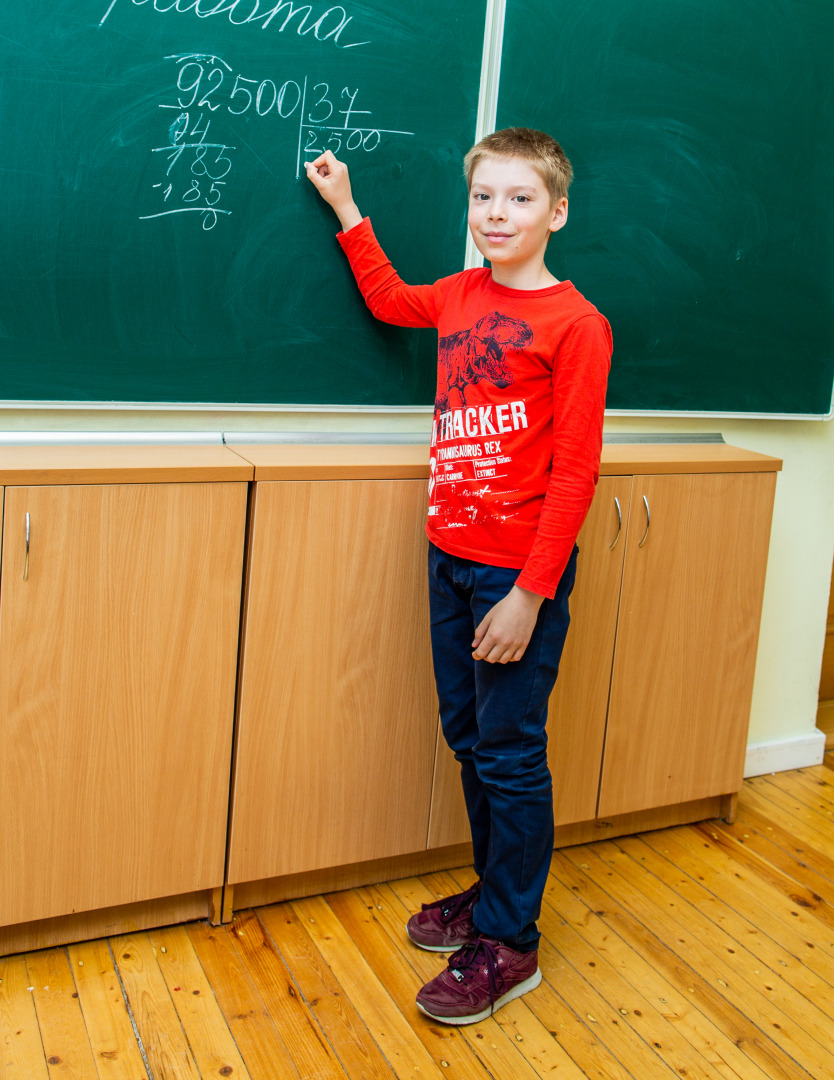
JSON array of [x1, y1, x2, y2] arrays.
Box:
[[2, 756, 833, 1079]]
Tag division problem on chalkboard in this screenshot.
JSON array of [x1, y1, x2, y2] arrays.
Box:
[[0, 1, 483, 404], [141, 53, 413, 229]]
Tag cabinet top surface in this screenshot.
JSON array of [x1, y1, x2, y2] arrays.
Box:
[[0, 442, 782, 484], [0, 445, 253, 485], [229, 444, 431, 480], [232, 442, 783, 480], [599, 444, 782, 473]]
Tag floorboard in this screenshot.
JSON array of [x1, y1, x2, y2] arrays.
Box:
[[1, 756, 832, 1079]]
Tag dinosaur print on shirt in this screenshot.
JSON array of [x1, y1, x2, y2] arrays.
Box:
[[436, 311, 532, 411]]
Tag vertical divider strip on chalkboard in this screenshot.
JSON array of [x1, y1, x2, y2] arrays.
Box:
[[465, 0, 507, 270]]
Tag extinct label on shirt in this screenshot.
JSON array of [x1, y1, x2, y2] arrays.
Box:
[[428, 311, 532, 529]]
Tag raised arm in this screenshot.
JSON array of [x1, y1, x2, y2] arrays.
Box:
[[306, 151, 443, 329]]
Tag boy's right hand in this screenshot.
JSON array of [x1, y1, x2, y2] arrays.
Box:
[[305, 151, 363, 233]]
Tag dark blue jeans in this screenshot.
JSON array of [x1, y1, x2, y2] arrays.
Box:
[[428, 541, 577, 951]]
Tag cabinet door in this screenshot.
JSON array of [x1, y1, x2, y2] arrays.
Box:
[[0, 483, 247, 927], [548, 476, 633, 823], [598, 471, 776, 817], [227, 479, 438, 882], [426, 476, 634, 847]]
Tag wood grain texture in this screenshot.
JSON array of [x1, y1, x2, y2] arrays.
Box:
[[599, 471, 777, 816], [741, 777, 834, 853], [599, 444, 782, 475], [647, 826, 834, 979], [185, 919, 302, 1080], [0, 955, 49, 1079], [0, 445, 252, 485], [819, 550, 834, 700], [233, 797, 728, 913], [0, 892, 210, 959], [257, 904, 400, 1080], [110, 934, 202, 1080], [229, 442, 783, 481], [230, 443, 433, 480], [1, 756, 832, 1080], [537, 865, 776, 1080], [425, 717, 468, 849], [549, 846, 818, 1080], [292, 891, 457, 1079], [547, 477, 634, 824], [224, 908, 351, 1080], [232, 841, 473, 911], [562, 841, 832, 1077], [25, 949, 101, 1079], [228, 479, 438, 882], [147, 925, 252, 1080], [67, 938, 149, 1080], [0, 482, 248, 926], [209, 888, 224, 926]]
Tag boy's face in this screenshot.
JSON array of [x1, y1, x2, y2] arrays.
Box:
[[467, 156, 567, 283]]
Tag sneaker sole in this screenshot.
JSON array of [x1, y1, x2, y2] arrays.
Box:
[[416, 967, 542, 1025], [406, 927, 472, 952]]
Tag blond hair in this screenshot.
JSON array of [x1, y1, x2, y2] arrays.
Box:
[[464, 127, 573, 205]]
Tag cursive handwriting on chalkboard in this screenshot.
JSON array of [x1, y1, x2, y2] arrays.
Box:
[[99, 0, 370, 49], [140, 54, 412, 228]]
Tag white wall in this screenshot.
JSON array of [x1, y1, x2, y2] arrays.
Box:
[[1, 403, 832, 773]]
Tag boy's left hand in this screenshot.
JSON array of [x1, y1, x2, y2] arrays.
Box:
[[472, 585, 545, 664]]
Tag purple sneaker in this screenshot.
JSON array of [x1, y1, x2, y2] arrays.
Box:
[[406, 880, 481, 952], [416, 936, 542, 1025]]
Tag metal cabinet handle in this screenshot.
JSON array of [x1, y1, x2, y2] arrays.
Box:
[[638, 495, 651, 548], [23, 512, 30, 581], [609, 497, 622, 550]]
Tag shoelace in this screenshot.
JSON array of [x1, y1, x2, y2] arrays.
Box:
[[447, 937, 505, 1008], [420, 881, 481, 924]]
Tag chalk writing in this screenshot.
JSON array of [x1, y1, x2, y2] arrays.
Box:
[[141, 101, 235, 228], [140, 54, 412, 229], [292, 77, 413, 176], [99, 1, 371, 50]]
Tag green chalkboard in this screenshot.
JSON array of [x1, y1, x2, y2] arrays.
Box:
[[498, 0, 834, 415], [0, 1, 485, 405]]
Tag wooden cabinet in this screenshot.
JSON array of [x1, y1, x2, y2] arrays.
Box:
[[0, 450, 249, 934], [226, 475, 439, 883], [0, 442, 780, 952], [426, 451, 778, 846], [547, 476, 634, 823], [598, 471, 775, 816]]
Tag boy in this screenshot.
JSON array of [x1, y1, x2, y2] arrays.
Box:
[[306, 128, 611, 1025]]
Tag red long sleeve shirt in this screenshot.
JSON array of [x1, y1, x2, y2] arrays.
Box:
[[338, 218, 612, 597]]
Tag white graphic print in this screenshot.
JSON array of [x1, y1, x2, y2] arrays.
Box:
[[428, 312, 533, 530]]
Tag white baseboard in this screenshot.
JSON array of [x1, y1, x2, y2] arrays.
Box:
[[744, 731, 827, 778]]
